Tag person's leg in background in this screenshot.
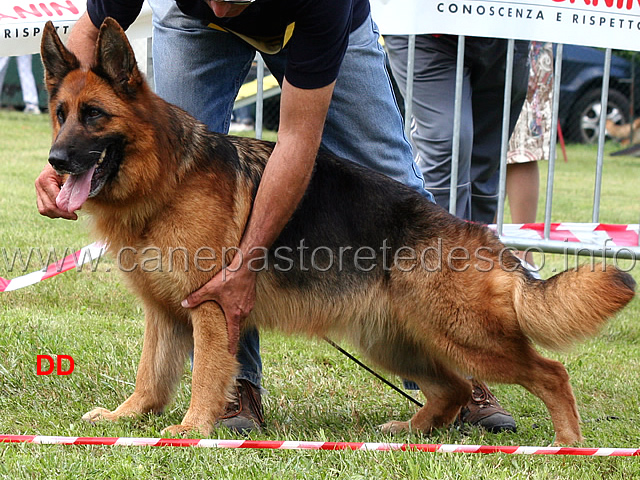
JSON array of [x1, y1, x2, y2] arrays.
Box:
[[16, 55, 40, 114], [385, 34, 473, 216], [0, 56, 40, 112], [506, 159, 540, 270], [149, 0, 264, 433], [506, 162, 539, 225], [0, 57, 11, 106], [467, 38, 530, 224], [385, 35, 474, 213], [506, 41, 553, 268]]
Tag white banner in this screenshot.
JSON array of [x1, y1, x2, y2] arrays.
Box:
[[370, 0, 640, 51], [2, 1, 640, 57], [0, 1, 151, 57]]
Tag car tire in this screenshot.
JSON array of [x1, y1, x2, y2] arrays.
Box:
[[567, 88, 630, 144]]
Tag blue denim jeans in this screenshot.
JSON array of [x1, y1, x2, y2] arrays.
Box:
[[148, 0, 433, 388]]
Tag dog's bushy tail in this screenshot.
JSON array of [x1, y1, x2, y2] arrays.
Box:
[[514, 265, 636, 350]]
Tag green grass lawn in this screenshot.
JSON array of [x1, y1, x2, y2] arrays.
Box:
[[0, 110, 639, 479]]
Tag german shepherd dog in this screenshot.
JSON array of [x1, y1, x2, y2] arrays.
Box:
[[606, 118, 640, 146], [41, 19, 636, 445]]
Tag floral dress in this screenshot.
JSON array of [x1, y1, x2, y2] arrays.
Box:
[[507, 41, 554, 164]]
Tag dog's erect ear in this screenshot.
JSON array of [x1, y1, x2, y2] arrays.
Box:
[[94, 17, 143, 96], [41, 21, 81, 94]]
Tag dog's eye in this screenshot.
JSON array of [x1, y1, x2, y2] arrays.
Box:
[[56, 105, 65, 125], [85, 107, 104, 121]]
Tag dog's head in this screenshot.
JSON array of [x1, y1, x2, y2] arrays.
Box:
[[41, 18, 145, 213]]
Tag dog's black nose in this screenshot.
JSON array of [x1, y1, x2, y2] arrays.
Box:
[[48, 147, 70, 172]]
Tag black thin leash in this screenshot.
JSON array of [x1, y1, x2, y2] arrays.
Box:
[[322, 336, 424, 408]]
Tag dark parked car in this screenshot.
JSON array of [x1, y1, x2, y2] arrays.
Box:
[[559, 45, 639, 144]]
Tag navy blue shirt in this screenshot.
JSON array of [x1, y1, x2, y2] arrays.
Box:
[[87, 0, 370, 89]]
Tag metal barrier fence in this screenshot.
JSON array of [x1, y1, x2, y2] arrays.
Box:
[[242, 38, 639, 261]]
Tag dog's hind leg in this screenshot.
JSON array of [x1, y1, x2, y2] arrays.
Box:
[[471, 342, 582, 445], [515, 348, 582, 445], [83, 303, 193, 424], [380, 362, 471, 434], [162, 302, 237, 437]]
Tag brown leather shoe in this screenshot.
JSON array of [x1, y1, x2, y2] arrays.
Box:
[[458, 380, 517, 433], [217, 379, 265, 434]]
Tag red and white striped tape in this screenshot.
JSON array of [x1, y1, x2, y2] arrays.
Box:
[[489, 223, 639, 247], [1, 435, 639, 456], [0, 242, 105, 292]]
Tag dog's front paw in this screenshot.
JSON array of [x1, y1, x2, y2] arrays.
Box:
[[82, 407, 119, 424], [552, 432, 584, 446], [380, 420, 411, 434]]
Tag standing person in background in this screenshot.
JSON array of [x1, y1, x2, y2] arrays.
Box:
[[506, 41, 554, 269], [0, 55, 41, 114], [385, 33, 529, 433]]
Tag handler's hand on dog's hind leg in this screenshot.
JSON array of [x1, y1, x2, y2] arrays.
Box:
[[181, 255, 256, 356]]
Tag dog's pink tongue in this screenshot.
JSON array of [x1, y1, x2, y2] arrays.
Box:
[[56, 165, 96, 213]]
